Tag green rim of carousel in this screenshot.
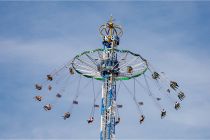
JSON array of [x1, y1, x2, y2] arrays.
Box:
[[71, 48, 148, 81]]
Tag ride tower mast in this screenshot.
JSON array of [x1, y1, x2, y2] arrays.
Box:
[[99, 16, 122, 140]]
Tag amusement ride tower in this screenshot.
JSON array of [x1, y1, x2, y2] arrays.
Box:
[[72, 17, 148, 139], [34, 17, 186, 140]]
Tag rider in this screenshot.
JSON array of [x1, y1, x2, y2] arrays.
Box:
[[35, 84, 42, 90], [69, 67, 74, 75], [152, 72, 160, 80], [178, 91, 185, 101], [43, 104, 52, 111], [161, 109, 166, 119], [87, 117, 94, 124], [63, 112, 71, 120], [34, 96, 42, 101], [140, 115, 145, 124], [175, 102, 180, 110], [47, 74, 53, 81], [115, 117, 120, 125], [170, 81, 179, 90], [127, 66, 133, 73]]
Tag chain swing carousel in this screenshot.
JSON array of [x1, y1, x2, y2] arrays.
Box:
[[34, 17, 186, 140]]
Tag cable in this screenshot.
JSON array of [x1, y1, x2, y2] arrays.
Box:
[[134, 78, 136, 98], [68, 75, 82, 113], [121, 81, 143, 115], [147, 62, 182, 94], [143, 74, 162, 111], [116, 81, 121, 98], [89, 78, 96, 117]]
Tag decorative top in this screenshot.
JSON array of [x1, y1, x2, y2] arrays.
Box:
[[99, 16, 123, 48]]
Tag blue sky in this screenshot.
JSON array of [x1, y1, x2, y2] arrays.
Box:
[[0, 1, 210, 139]]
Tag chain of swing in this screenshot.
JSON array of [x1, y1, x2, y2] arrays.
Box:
[[34, 57, 185, 124]]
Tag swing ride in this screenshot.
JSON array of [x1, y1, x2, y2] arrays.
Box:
[[34, 17, 186, 140]]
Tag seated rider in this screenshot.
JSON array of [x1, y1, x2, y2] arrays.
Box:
[[127, 66, 133, 73], [69, 67, 74, 75], [152, 72, 160, 80], [170, 81, 179, 90], [178, 91, 185, 101], [44, 104, 52, 111], [47, 74, 53, 81], [34, 96, 42, 101], [115, 117, 120, 125], [63, 112, 70, 120], [35, 84, 42, 90], [140, 115, 145, 124], [161, 109, 166, 119], [87, 117, 94, 124], [175, 102, 180, 110]]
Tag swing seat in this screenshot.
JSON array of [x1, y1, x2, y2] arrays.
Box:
[[94, 104, 99, 108], [56, 93, 62, 98], [73, 100, 78, 104], [117, 105, 123, 108], [138, 102, 144, 106], [48, 85, 52, 91]]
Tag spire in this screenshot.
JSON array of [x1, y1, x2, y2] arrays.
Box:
[[108, 14, 114, 24], [99, 16, 123, 38]]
